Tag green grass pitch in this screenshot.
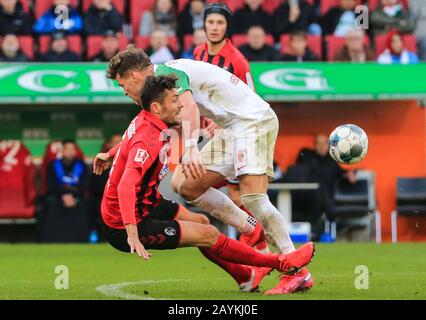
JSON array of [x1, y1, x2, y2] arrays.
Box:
[[1, 243, 425, 300]]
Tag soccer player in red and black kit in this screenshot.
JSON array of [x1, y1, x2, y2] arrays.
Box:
[[194, 2, 268, 252], [93, 75, 315, 293]]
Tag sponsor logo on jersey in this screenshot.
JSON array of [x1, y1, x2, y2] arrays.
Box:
[[134, 149, 149, 164], [165, 227, 176, 236]]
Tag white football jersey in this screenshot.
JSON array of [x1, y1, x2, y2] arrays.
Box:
[[154, 59, 270, 129]]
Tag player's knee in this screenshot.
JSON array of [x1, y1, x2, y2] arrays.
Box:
[[203, 224, 220, 247], [178, 181, 204, 201], [199, 214, 210, 225]]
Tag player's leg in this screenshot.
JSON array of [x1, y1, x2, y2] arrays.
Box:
[[175, 204, 266, 292], [177, 219, 314, 274]]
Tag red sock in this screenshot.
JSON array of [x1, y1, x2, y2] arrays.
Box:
[[208, 234, 280, 270], [199, 248, 252, 284]]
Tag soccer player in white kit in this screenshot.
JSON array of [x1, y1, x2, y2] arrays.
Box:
[[106, 46, 314, 294]]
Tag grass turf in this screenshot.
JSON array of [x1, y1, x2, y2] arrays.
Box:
[[0, 243, 425, 300]]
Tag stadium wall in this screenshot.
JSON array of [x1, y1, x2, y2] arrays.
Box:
[[271, 100, 426, 242]]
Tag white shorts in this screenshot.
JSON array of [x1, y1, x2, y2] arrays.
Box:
[[201, 108, 278, 182]]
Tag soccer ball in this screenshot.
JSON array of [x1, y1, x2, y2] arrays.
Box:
[[329, 124, 368, 164]]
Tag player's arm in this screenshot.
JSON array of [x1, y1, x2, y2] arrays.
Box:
[[117, 166, 151, 260], [179, 90, 206, 179]]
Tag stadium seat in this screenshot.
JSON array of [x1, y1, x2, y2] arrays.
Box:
[[320, 0, 362, 15], [391, 177, 426, 243], [374, 34, 417, 56], [134, 35, 179, 53], [86, 34, 130, 59], [368, 0, 408, 11], [38, 34, 83, 55], [331, 179, 380, 242], [0, 140, 35, 219], [231, 34, 275, 48], [280, 34, 322, 60], [82, 0, 126, 14], [130, 0, 156, 36], [183, 34, 194, 51], [325, 35, 370, 61], [18, 0, 31, 13], [34, 0, 79, 19], [0, 36, 34, 59]]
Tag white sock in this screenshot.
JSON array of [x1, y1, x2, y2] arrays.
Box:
[[240, 193, 295, 254], [188, 187, 256, 235]]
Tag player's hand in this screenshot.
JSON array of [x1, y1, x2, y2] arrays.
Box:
[[93, 152, 112, 175], [128, 236, 151, 260], [181, 147, 206, 180], [126, 224, 151, 260], [202, 119, 220, 139]]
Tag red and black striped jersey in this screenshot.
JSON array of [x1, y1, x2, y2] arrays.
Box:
[[101, 110, 171, 229], [193, 38, 254, 88]]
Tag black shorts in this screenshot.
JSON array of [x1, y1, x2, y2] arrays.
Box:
[[104, 199, 181, 252]]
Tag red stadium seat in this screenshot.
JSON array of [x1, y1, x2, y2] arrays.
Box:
[[0, 36, 34, 59], [0, 140, 35, 219], [18, 36, 34, 59], [280, 34, 322, 60], [130, 0, 156, 36], [374, 34, 417, 56], [134, 35, 179, 53], [368, 0, 408, 11], [38, 35, 83, 55], [86, 34, 129, 59], [325, 35, 370, 61], [321, 0, 362, 15], [231, 34, 275, 48], [82, 0, 126, 13], [18, 0, 31, 13], [34, 0, 79, 19], [184, 34, 194, 51]]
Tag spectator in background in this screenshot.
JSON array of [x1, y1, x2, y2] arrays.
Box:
[[181, 28, 206, 59], [84, 0, 123, 35], [282, 30, 318, 62], [238, 25, 280, 61], [91, 30, 120, 62], [273, 0, 319, 39], [333, 29, 375, 62], [410, 0, 426, 61], [146, 29, 175, 63], [139, 0, 177, 36], [47, 139, 87, 211], [177, 0, 206, 42], [0, 33, 28, 61], [89, 133, 121, 243], [232, 0, 272, 35], [377, 29, 419, 64], [320, 0, 357, 36], [0, 0, 32, 35], [371, 0, 414, 36], [39, 31, 80, 62], [34, 0, 82, 34], [288, 134, 357, 239]]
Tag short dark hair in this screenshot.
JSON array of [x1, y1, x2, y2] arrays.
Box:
[[140, 75, 178, 111], [62, 139, 76, 147], [107, 44, 152, 79], [290, 30, 307, 40]]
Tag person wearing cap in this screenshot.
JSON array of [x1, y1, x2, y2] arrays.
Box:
[[38, 31, 80, 62], [90, 30, 120, 62]]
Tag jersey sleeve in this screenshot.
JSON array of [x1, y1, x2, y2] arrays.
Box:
[[155, 64, 191, 95], [125, 140, 156, 171], [234, 56, 254, 90]]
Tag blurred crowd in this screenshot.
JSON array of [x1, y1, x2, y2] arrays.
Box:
[[0, 0, 424, 63]]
